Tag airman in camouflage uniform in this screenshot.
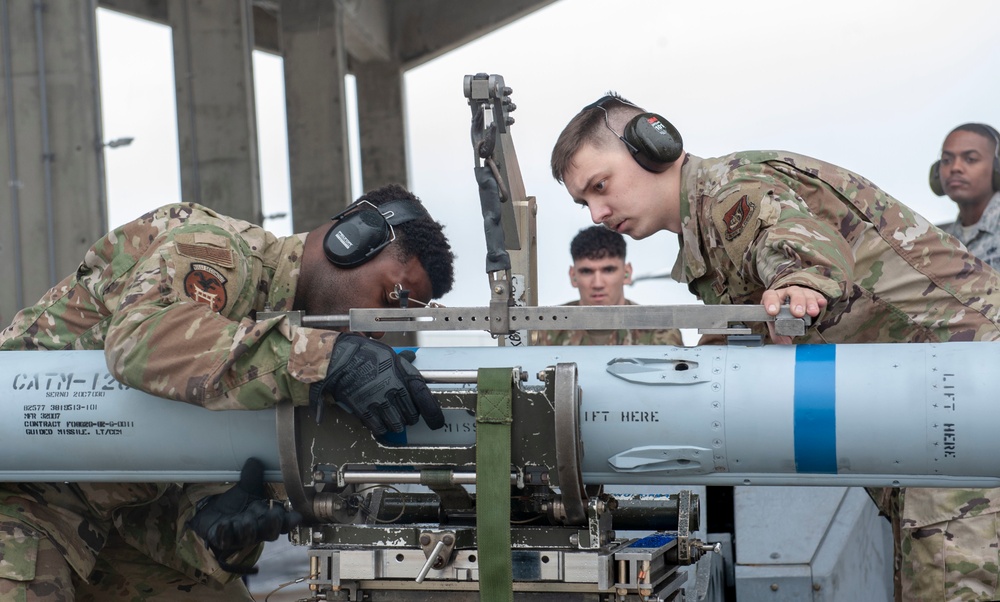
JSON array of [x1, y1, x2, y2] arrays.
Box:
[[532, 299, 683, 346], [532, 225, 683, 347], [552, 94, 1000, 601], [939, 190, 1000, 271], [0, 185, 454, 600], [933, 123, 1000, 272]]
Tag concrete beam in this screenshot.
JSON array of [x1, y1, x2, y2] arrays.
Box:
[[252, 4, 279, 54], [99, 0, 555, 67], [0, 0, 107, 321], [282, 0, 352, 231], [98, 1, 281, 53], [98, 0, 168, 24], [393, 0, 558, 68], [341, 0, 390, 63], [168, 0, 261, 224]]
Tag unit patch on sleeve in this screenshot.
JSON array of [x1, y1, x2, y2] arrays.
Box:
[[183, 263, 228, 312], [722, 195, 756, 242]]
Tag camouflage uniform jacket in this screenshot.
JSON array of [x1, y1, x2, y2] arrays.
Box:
[[939, 191, 1000, 272], [531, 300, 683, 346], [670, 152, 1000, 525], [671, 151, 1000, 345], [0, 202, 337, 584]]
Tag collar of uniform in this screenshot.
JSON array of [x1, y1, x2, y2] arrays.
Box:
[[673, 153, 709, 282], [264, 233, 307, 311], [973, 191, 1000, 236]]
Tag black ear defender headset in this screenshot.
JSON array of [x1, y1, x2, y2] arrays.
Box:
[[322, 199, 427, 268], [583, 94, 684, 173], [929, 123, 1000, 196]]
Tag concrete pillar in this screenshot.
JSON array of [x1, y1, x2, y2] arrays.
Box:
[[354, 60, 408, 192], [168, 0, 260, 224], [281, 0, 352, 232], [0, 0, 106, 321]]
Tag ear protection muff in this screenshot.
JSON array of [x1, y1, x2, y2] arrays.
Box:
[[929, 124, 1000, 196], [323, 199, 426, 268], [929, 162, 945, 197], [584, 95, 683, 173], [620, 113, 684, 173]]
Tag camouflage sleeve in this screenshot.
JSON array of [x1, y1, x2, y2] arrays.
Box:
[[529, 330, 549, 346], [113, 483, 261, 586], [104, 229, 336, 410], [532, 329, 571, 346], [634, 329, 684, 346], [712, 180, 853, 302], [657, 329, 685, 346]]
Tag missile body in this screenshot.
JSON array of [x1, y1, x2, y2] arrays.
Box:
[[0, 343, 993, 488], [393, 342, 998, 488], [2, 350, 277, 482]]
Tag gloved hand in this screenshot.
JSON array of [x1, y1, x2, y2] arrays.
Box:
[[310, 333, 445, 435], [187, 457, 302, 574]]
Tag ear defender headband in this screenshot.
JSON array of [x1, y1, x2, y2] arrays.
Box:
[[583, 95, 683, 173], [929, 124, 1000, 196], [323, 199, 427, 268]]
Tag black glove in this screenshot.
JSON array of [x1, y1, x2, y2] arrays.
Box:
[[310, 333, 445, 435], [187, 458, 303, 574]]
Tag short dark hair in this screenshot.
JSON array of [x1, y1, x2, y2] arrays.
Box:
[[359, 184, 455, 299], [551, 92, 644, 184], [570, 226, 626, 262], [948, 123, 1000, 155]]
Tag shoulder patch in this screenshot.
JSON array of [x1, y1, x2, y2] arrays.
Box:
[[183, 263, 228, 312], [722, 195, 756, 241], [174, 232, 236, 268], [709, 185, 772, 268]]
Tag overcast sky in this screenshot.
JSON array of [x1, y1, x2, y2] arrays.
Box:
[[97, 1, 1000, 341]]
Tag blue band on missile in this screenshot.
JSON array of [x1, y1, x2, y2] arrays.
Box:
[[794, 345, 837, 473]]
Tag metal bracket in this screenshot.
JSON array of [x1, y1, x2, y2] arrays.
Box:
[[348, 304, 811, 338], [415, 530, 457, 583], [554, 363, 587, 525], [677, 489, 692, 564]]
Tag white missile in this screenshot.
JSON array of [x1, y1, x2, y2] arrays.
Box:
[[2, 350, 278, 482], [0, 343, 994, 488], [405, 342, 990, 488]]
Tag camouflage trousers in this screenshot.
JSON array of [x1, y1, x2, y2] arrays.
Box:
[[900, 512, 1000, 602], [0, 523, 71, 601], [0, 522, 253, 601]]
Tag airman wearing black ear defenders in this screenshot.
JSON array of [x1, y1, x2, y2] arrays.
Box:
[[932, 123, 1000, 271], [0, 183, 455, 597], [583, 95, 683, 173], [323, 198, 430, 268], [551, 94, 1000, 601]]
